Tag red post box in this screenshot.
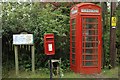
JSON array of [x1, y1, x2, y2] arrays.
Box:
[[44, 33, 55, 55]]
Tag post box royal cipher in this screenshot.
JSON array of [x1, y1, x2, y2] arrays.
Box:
[[44, 33, 55, 55]]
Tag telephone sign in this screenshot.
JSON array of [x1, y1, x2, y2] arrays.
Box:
[[71, 10, 78, 14], [111, 17, 116, 27], [81, 9, 99, 13], [44, 33, 55, 55]]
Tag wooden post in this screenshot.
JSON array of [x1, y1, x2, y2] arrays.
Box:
[[110, 2, 116, 68], [14, 46, 19, 75], [32, 45, 35, 73]]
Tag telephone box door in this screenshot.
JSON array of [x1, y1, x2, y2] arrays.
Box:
[[81, 16, 101, 73]]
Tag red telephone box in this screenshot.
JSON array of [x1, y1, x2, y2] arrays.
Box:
[[44, 33, 55, 55], [70, 3, 102, 74]]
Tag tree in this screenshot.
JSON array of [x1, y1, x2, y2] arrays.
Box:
[[2, 2, 70, 70]]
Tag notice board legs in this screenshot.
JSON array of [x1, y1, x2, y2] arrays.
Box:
[[14, 45, 35, 75], [14, 46, 19, 75], [32, 45, 35, 73]]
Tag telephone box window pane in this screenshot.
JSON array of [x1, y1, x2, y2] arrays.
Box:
[[71, 19, 76, 65], [83, 36, 98, 41], [86, 24, 97, 29], [82, 30, 86, 34], [86, 36, 93, 41], [82, 36, 85, 41], [86, 55, 92, 60], [85, 61, 93, 66], [86, 30, 98, 35], [86, 18, 98, 23], [85, 42, 98, 47], [72, 30, 75, 35], [95, 30, 98, 35], [95, 43, 98, 47], [72, 54, 75, 59], [72, 20, 75, 29], [82, 61, 84, 66], [82, 49, 84, 53], [83, 42, 98, 47], [72, 25, 75, 29], [72, 36, 75, 41], [93, 36, 98, 41], [72, 48, 75, 53], [83, 24, 85, 29], [82, 55, 84, 60], [83, 61, 98, 66], [95, 49, 98, 54], [85, 49, 98, 54], [82, 43, 85, 47], [93, 61, 98, 66], [83, 30, 98, 35], [92, 55, 98, 60], [72, 60, 75, 64], [84, 55, 98, 60], [72, 42, 75, 47], [85, 49, 93, 54], [86, 42, 93, 47]]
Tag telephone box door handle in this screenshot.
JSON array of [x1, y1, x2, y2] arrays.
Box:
[[98, 41, 100, 44]]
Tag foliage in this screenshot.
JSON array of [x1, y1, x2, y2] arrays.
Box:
[[116, 3, 120, 65], [2, 2, 70, 70], [102, 2, 120, 68], [102, 2, 111, 68]]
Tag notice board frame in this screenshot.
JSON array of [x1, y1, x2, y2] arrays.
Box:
[[13, 32, 35, 75]]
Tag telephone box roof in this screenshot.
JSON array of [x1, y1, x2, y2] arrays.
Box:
[[71, 3, 101, 9]]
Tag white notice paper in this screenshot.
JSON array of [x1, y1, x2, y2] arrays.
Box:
[[48, 44, 52, 51], [13, 34, 33, 45]]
